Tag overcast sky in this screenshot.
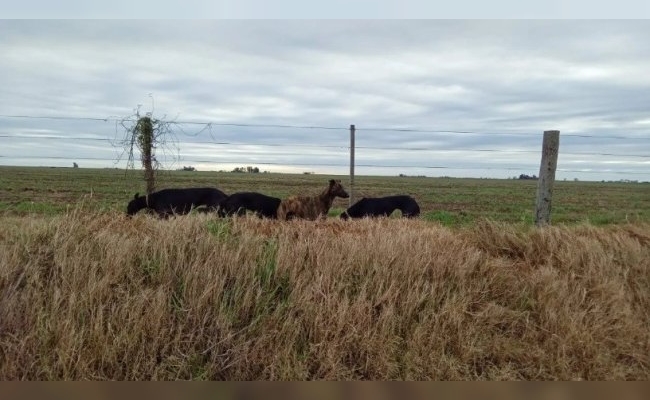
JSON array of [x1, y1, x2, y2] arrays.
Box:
[[1, 19, 649, 181]]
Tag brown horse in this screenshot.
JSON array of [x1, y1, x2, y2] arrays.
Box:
[[277, 179, 349, 220]]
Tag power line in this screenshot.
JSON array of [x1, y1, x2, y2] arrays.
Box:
[[2, 134, 649, 158], [0, 114, 112, 122], [2, 154, 648, 175], [356, 147, 650, 158], [1, 113, 649, 139], [357, 127, 649, 139], [561, 133, 648, 139], [1, 114, 648, 177], [0, 155, 113, 161], [556, 169, 649, 175], [0, 114, 348, 131], [0, 135, 112, 141], [174, 120, 348, 131]]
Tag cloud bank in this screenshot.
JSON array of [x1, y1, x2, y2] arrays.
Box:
[[1, 20, 648, 181]]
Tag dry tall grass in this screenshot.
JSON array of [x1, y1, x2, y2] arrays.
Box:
[[1, 210, 648, 380]]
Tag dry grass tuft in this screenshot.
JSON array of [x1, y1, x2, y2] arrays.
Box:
[[1, 211, 648, 380]]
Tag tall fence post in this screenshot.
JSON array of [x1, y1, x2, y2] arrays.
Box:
[[349, 124, 355, 207], [535, 130, 560, 227]]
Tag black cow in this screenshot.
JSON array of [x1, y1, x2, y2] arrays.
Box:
[[126, 187, 228, 218], [339, 195, 421, 219], [218, 192, 281, 219]]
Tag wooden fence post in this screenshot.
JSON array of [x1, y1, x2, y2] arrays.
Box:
[[535, 130, 560, 226], [349, 124, 355, 207]]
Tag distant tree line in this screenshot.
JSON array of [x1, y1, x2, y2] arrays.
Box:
[[177, 165, 272, 173], [516, 174, 538, 180], [232, 166, 261, 173]]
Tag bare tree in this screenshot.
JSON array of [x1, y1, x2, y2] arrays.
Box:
[[136, 115, 155, 194], [113, 100, 179, 195]]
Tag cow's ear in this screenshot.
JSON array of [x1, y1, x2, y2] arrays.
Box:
[[329, 179, 335, 186], [134, 193, 139, 199]]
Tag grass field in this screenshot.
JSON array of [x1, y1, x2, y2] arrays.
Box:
[[1, 166, 649, 225], [1, 166, 649, 380], [1, 212, 648, 379]]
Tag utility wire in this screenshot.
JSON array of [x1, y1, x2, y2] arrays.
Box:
[[2, 134, 648, 158], [2, 155, 648, 175], [1, 113, 649, 139]]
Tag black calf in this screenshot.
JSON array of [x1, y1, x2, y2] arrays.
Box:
[[340, 195, 420, 219], [126, 187, 227, 218], [218, 192, 281, 219]]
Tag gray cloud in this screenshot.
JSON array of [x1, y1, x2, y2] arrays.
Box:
[[0, 20, 649, 181], [3, 1, 648, 18]]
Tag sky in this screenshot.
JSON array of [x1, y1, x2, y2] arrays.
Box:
[[1, 15, 649, 181]]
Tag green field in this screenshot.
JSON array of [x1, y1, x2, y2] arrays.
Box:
[[1, 166, 649, 225]]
